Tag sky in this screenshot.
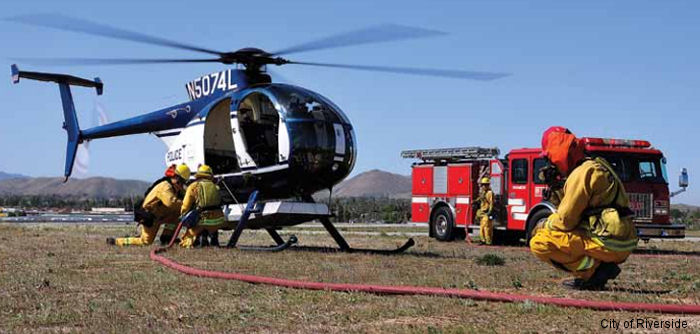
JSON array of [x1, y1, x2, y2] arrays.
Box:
[[0, 0, 698, 204]]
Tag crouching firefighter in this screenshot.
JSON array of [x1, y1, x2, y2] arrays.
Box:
[[107, 164, 190, 246], [529, 126, 638, 290], [179, 165, 226, 248]]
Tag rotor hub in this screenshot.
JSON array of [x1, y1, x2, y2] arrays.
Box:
[[223, 48, 289, 68]]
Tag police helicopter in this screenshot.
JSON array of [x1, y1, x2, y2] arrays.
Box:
[[8, 14, 507, 252]]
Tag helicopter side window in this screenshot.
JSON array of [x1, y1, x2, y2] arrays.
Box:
[[238, 92, 279, 167], [203, 98, 239, 174]]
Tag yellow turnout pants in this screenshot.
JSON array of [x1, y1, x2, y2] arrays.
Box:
[[180, 225, 220, 248], [115, 214, 179, 246], [479, 215, 493, 245], [529, 228, 631, 280]]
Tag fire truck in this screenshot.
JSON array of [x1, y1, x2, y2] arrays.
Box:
[[401, 138, 688, 243]]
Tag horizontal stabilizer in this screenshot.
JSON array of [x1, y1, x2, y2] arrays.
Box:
[[10, 64, 103, 95]]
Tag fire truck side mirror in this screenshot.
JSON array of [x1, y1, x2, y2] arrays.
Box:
[[679, 168, 688, 188]]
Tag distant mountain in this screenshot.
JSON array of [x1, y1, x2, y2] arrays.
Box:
[[0, 171, 28, 181], [0, 176, 150, 199], [324, 169, 412, 199]]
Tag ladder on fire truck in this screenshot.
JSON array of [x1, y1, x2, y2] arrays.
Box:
[[401, 147, 500, 162]]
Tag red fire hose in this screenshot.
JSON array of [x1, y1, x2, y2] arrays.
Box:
[[152, 223, 700, 315]]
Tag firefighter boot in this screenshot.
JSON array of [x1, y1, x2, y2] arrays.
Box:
[[210, 230, 220, 247], [585, 262, 621, 287], [562, 262, 621, 290], [195, 231, 210, 248]]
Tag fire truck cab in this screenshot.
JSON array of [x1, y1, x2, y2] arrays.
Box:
[[402, 138, 687, 243]]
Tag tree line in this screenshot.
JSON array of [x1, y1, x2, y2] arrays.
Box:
[[670, 208, 700, 230], [0, 194, 411, 223], [3, 194, 697, 229], [0, 195, 139, 211], [327, 197, 411, 224]]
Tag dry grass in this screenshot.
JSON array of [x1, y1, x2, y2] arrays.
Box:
[[0, 223, 698, 333]]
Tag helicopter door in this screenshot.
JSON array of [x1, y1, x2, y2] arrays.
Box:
[[203, 98, 239, 174], [237, 92, 280, 168]]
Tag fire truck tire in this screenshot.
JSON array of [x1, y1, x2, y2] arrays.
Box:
[[431, 206, 455, 241], [525, 208, 552, 244]]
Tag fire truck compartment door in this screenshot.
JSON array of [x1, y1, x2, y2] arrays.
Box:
[[412, 166, 433, 195], [433, 166, 448, 194], [448, 164, 472, 195], [449, 164, 473, 226], [411, 197, 430, 223]]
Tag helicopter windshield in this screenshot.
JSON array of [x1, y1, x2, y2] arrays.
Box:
[[268, 84, 351, 124]]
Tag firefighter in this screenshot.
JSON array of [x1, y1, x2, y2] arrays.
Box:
[[529, 126, 638, 290], [476, 177, 494, 245], [179, 164, 226, 248], [108, 164, 190, 246]]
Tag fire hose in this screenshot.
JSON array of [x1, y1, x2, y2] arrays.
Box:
[[152, 222, 700, 315]]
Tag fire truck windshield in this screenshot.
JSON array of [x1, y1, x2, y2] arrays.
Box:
[[590, 153, 668, 184]]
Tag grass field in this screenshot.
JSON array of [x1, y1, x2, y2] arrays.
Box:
[[0, 223, 699, 333]]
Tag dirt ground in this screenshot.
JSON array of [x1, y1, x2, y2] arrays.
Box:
[[0, 223, 698, 333]]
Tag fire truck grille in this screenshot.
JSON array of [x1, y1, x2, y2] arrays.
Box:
[[628, 193, 653, 221]]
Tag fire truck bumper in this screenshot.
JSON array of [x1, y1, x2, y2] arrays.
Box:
[[635, 223, 685, 239]]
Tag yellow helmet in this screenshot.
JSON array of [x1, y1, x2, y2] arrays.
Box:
[[174, 164, 191, 180], [195, 164, 214, 178], [479, 177, 491, 185]]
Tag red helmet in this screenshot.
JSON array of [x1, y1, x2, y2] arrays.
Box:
[[540, 126, 584, 176], [164, 164, 177, 178]]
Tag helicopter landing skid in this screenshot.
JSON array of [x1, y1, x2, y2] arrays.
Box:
[[225, 191, 415, 254], [302, 195, 415, 255], [319, 216, 415, 255], [237, 232, 298, 252]]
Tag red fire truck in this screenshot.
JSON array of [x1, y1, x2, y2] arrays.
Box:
[[402, 138, 688, 243]]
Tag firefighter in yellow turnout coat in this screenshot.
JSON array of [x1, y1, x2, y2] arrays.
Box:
[[110, 164, 191, 246], [529, 126, 638, 290], [477, 177, 495, 245], [179, 165, 226, 248]]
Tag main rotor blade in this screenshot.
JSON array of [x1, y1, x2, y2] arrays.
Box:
[[271, 24, 446, 56], [290, 61, 510, 81], [12, 57, 221, 66], [6, 14, 225, 56]]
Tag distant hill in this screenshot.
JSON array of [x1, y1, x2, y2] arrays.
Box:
[[671, 203, 700, 212], [325, 169, 412, 199], [0, 171, 28, 181], [0, 176, 150, 199]]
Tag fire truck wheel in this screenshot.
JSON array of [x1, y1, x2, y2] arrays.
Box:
[[431, 206, 455, 241], [525, 209, 552, 244]]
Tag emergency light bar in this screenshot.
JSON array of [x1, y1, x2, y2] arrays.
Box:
[[581, 137, 651, 149]]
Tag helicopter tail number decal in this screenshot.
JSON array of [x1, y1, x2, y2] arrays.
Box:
[[185, 69, 238, 101]]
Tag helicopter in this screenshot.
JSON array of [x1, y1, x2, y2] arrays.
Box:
[[9, 14, 508, 252]]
